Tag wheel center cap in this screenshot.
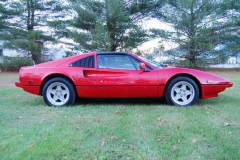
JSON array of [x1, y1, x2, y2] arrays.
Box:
[[57, 92, 61, 95], [181, 91, 184, 95]]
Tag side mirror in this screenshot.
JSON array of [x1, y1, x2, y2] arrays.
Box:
[[139, 63, 146, 71]]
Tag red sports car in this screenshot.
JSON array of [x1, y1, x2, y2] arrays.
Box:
[[15, 52, 233, 107]]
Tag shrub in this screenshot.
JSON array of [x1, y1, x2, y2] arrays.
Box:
[[0, 56, 33, 72]]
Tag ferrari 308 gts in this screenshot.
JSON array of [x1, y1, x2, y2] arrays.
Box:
[[15, 52, 233, 107]]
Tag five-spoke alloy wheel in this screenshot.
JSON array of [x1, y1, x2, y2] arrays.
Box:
[[43, 77, 76, 107], [165, 76, 199, 106]]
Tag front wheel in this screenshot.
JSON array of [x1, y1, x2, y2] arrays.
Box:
[[42, 77, 76, 107], [165, 76, 199, 106]]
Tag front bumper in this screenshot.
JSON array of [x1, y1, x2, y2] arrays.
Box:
[[227, 82, 233, 88]]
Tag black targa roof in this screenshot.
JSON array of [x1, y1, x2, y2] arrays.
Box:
[[96, 51, 128, 55]]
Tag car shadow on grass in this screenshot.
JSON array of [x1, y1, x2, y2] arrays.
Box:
[[74, 97, 166, 106]]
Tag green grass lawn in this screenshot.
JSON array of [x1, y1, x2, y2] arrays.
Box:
[[0, 71, 239, 159]]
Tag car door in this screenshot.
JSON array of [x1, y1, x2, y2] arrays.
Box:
[[96, 53, 159, 97], [69, 54, 104, 97]]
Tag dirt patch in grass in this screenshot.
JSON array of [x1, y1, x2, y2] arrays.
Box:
[[0, 72, 18, 87], [0, 72, 18, 75], [0, 79, 17, 87]]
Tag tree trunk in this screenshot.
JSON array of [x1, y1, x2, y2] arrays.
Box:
[[31, 42, 42, 63], [188, 2, 197, 68], [32, 52, 41, 63], [189, 52, 196, 66], [188, 48, 199, 68], [109, 30, 117, 51], [27, 0, 42, 63], [111, 44, 117, 51]]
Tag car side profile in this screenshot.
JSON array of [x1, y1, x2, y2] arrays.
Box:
[[15, 52, 233, 107]]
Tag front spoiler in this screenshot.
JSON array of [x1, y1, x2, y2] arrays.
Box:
[[227, 82, 233, 88]]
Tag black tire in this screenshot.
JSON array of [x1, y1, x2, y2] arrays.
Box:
[[42, 77, 76, 107], [165, 76, 199, 106]]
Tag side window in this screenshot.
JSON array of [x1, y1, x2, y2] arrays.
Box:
[[97, 54, 136, 70], [130, 56, 153, 71], [70, 55, 95, 68]]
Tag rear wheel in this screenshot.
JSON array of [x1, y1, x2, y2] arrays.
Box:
[[165, 76, 199, 106], [42, 77, 76, 107]]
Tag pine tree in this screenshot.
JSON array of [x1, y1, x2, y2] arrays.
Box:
[[1, 0, 66, 63], [0, 0, 19, 37], [152, 0, 231, 67], [224, 0, 240, 63], [0, 1, 8, 33], [65, 0, 164, 52]]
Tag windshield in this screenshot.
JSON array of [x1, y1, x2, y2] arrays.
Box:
[[132, 54, 165, 69]]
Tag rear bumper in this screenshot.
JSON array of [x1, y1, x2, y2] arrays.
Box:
[[15, 81, 23, 88], [15, 81, 40, 95]]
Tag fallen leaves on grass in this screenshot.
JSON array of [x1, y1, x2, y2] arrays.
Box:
[[157, 122, 164, 126], [96, 118, 101, 122], [110, 136, 118, 140], [130, 145, 134, 150], [18, 116, 22, 119], [192, 138, 197, 143], [157, 138, 163, 142], [29, 144, 34, 148], [177, 126, 181, 129], [157, 119, 168, 126], [224, 122, 231, 126], [115, 111, 120, 114], [178, 139, 181, 143], [205, 144, 211, 148], [101, 141, 105, 147]]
